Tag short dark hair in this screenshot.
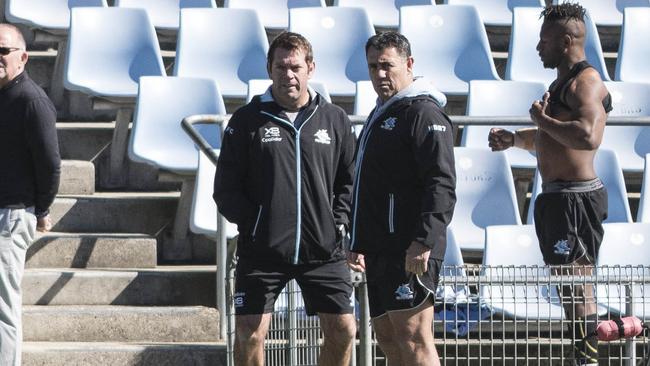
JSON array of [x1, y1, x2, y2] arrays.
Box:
[[267, 32, 313, 70], [540, 2, 586, 23], [365, 32, 411, 59]]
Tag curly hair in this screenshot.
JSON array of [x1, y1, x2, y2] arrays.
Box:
[[540, 2, 587, 23]]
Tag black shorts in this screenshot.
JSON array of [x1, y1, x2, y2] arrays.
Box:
[[365, 253, 442, 319], [233, 258, 354, 316], [534, 185, 607, 265]]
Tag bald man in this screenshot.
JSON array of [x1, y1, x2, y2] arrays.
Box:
[[489, 4, 610, 365], [0, 23, 60, 365]]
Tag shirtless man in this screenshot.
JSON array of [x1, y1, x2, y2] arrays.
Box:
[[489, 4, 610, 365]]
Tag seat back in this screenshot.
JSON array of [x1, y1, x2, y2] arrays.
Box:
[[438, 228, 469, 303], [5, 0, 106, 30], [450, 148, 521, 251], [400, 5, 500, 95], [115, 0, 181, 30], [174, 8, 269, 98], [462, 80, 546, 168], [246, 80, 332, 103], [615, 7, 650, 83], [64, 7, 165, 98], [335, 0, 434, 27], [445, 0, 544, 26], [129, 76, 226, 173], [289, 7, 374, 96], [226, 0, 324, 29], [180, 0, 216, 7], [640, 154, 650, 222], [554, 0, 650, 26], [506, 7, 611, 84]]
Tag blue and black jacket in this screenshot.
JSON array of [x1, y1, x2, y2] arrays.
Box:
[[213, 88, 356, 265]]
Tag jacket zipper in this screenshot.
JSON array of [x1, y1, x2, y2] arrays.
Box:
[[251, 205, 263, 238], [388, 193, 395, 233]]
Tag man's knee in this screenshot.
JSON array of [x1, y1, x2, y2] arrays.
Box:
[[320, 313, 356, 344], [235, 314, 270, 346]]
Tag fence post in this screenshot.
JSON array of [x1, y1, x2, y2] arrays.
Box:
[[287, 280, 298, 364], [358, 275, 372, 366], [625, 282, 636, 366], [217, 213, 228, 340]]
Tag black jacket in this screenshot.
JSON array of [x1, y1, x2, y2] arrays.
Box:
[[213, 90, 356, 265], [349, 80, 456, 260], [0, 72, 60, 216]]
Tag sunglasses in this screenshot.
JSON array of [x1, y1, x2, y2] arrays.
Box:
[[0, 47, 21, 56]]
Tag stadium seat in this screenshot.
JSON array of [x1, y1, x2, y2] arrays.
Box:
[[481, 224, 565, 320], [449, 148, 521, 252], [190, 150, 239, 239], [174, 8, 269, 99], [400, 5, 500, 95], [225, 0, 325, 30], [115, 0, 182, 33], [353, 80, 376, 117], [289, 7, 374, 96], [596, 222, 650, 319], [4, 0, 106, 31], [526, 149, 634, 224], [246, 79, 332, 103], [334, 0, 435, 28], [462, 80, 546, 169], [180, 0, 216, 7], [506, 7, 611, 85], [444, 0, 544, 26], [600, 81, 650, 172], [439, 228, 470, 303], [640, 154, 650, 222], [554, 0, 650, 26], [615, 7, 650, 83]]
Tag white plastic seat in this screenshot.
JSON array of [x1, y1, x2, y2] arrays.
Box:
[[600, 81, 650, 172], [596, 223, 650, 319], [615, 8, 650, 83], [400, 5, 500, 95], [246, 79, 332, 103], [289, 7, 374, 96], [444, 0, 544, 26], [115, 0, 182, 31], [5, 0, 106, 32], [190, 150, 240, 239], [462, 80, 546, 169], [129, 76, 226, 174], [180, 0, 216, 7], [352, 80, 377, 136], [334, 0, 435, 28], [438, 229, 469, 303], [526, 149, 633, 224], [480, 224, 565, 320], [450, 148, 522, 252], [174, 8, 269, 99], [554, 0, 650, 26], [640, 154, 650, 222], [225, 0, 325, 29], [64, 7, 166, 99], [506, 7, 611, 85]]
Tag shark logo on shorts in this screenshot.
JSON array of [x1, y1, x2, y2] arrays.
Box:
[[554, 239, 571, 256], [395, 284, 414, 300], [381, 117, 397, 131]]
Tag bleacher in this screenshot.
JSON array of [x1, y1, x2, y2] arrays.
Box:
[[2, 0, 650, 364]]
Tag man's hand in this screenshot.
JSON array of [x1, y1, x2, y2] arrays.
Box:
[[347, 251, 366, 272], [37, 214, 53, 232], [405, 241, 430, 276], [530, 92, 550, 126], [488, 128, 515, 151]]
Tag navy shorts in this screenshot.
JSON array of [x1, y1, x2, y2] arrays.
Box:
[[233, 258, 354, 316], [365, 253, 442, 318]]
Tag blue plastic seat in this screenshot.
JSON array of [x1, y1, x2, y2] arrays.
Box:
[[5, 0, 106, 32], [615, 7, 650, 83], [174, 8, 269, 99], [527, 149, 633, 224], [450, 148, 522, 252], [506, 7, 611, 84], [180, 0, 216, 7], [334, 0, 435, 28], [554, 0, 650, 26], [225, 0, 324, 30], [444, 0, 544, 26], [246, 79, 331, 103], [481, 224, 566, 320], [289, 7, 374, 97], [596, 223, 650, 319], [462, 80, 546, 169], [128, 76, 226, 174], [400, 5, 500, 95], [115, 0, 183, 33], [640, 154, 650, 222], [438, 228, 469, 303]]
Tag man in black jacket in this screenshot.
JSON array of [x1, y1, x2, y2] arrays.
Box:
[[0, 24, 60, 366], [213, 32, 357, 366], [348, 32, 456, 366]]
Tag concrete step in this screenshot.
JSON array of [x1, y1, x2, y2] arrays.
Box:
[[23, 342, 227, 366], [23, 306, 219, 343], [23, 266, 216, 306], [49, 192, 178, 235], [27, 233, 157, 269], [60, 160, 95, 195]]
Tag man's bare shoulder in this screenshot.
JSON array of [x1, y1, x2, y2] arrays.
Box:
[[565, 67, 608, 106]]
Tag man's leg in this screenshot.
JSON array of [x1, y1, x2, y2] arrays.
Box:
[[234, 313, 272, 366], [386, 299, 439, 366], [372, 314, 403, 365], [318, 312, 356, 366]]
